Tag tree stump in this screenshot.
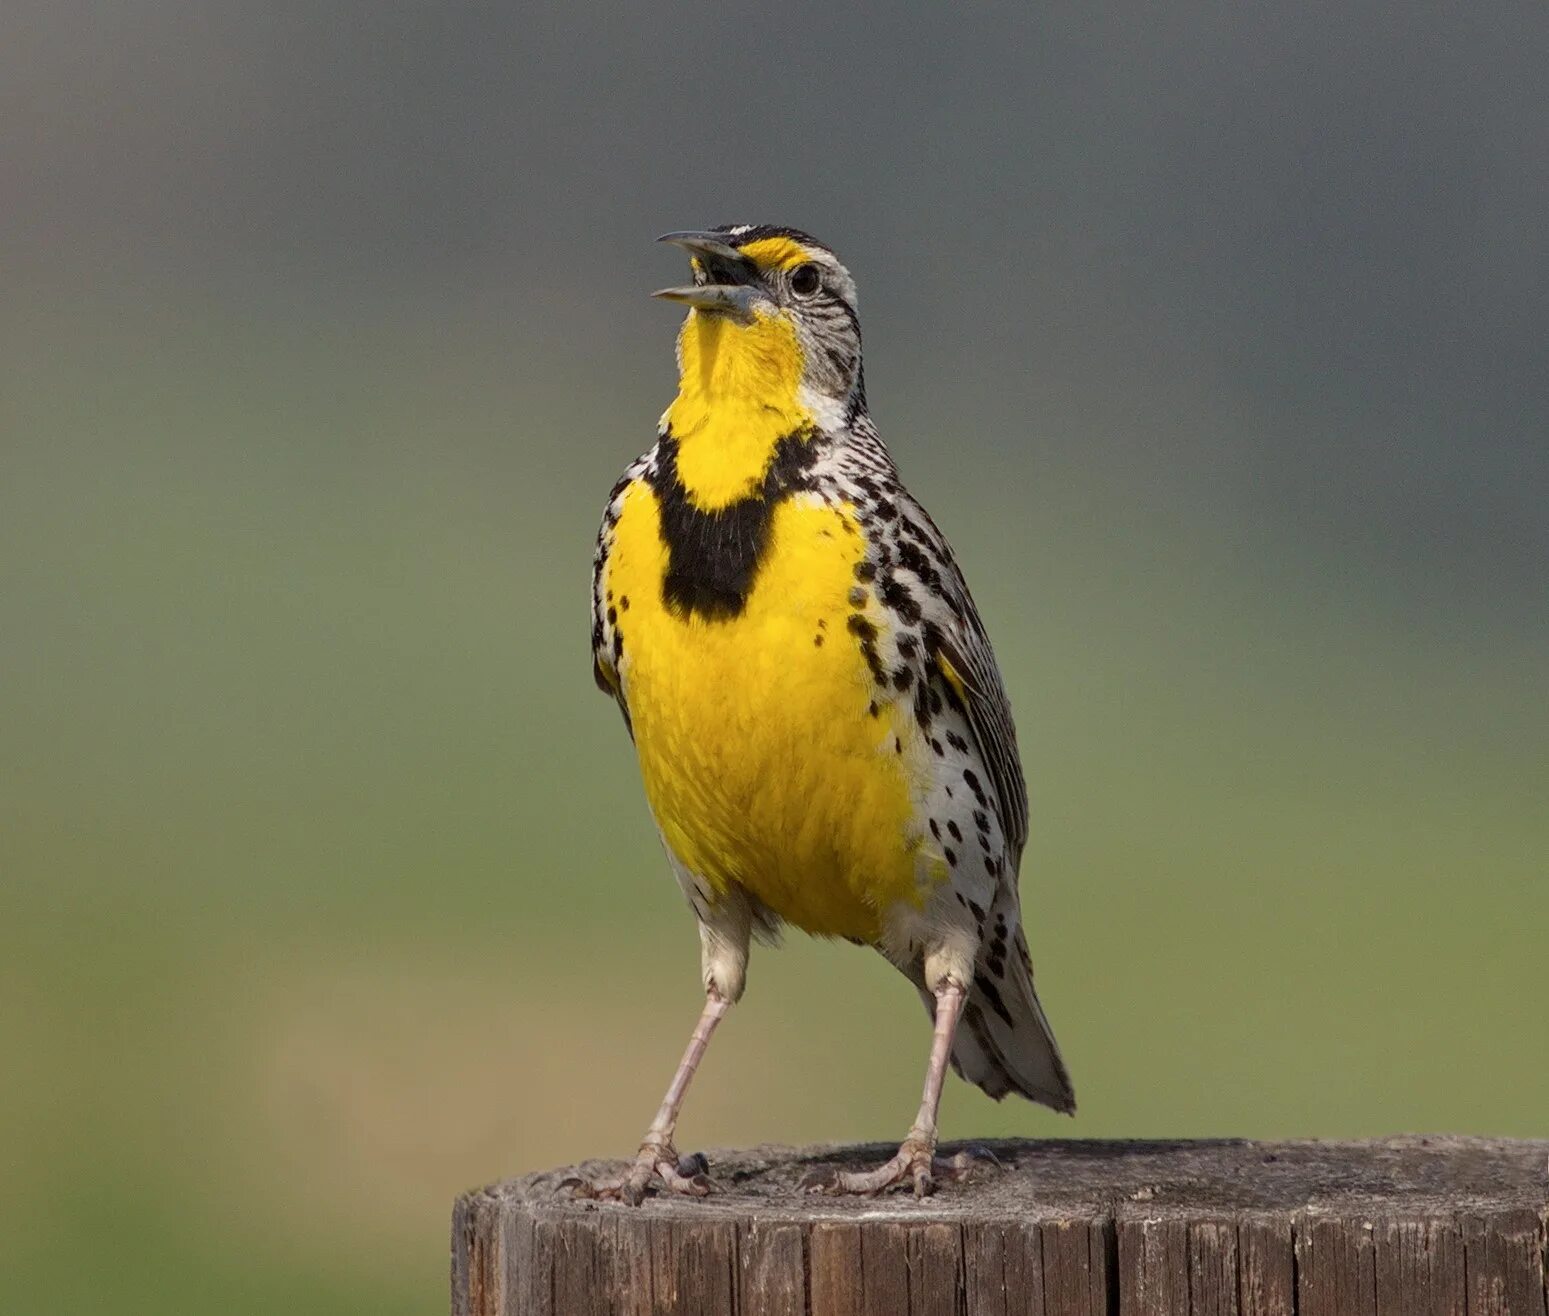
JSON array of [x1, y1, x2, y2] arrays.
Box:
[[452, 1137, 1549, 1315]]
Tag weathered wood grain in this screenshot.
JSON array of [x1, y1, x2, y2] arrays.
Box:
[[1040, 1217, 1111, 1316], [1238, 1213, 1296, 1316], [740, 1220, 806, 1316], [1373, 1216, 1465, 1316], [810, 1221, 863, 1315], [1297, 1214, 1376, 1316], [1187, 1219, 1240, 1316], [453, 1137, 1549, 1315], [1463, 1210, 1548, 1316], [1119, 1214, 1190, 1316]]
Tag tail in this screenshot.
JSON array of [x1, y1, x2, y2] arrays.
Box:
[[915, 927, 1076, 1114]]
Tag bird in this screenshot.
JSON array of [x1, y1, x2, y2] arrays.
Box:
[[587, 224, 1073, 1202]]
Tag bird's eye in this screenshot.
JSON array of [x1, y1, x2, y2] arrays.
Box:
[[790, 264, 821, 297]]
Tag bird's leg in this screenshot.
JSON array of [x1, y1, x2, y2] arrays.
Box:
[[814, 979, 968, 1197], [567, 881, 749, 1205], [581, 990, 728, 1204]]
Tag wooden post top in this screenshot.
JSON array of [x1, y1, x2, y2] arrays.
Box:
[[454, 1137, 1549, 1315]]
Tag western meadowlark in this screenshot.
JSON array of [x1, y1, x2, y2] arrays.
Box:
[[587, 225, 1073, 1202]]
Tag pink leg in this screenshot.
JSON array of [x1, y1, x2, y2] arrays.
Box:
[[583, 991, 729, 1205], [816, 980, 970, 1197]]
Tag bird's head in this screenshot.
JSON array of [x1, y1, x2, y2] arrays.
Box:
[[654, 225, 863, 422]]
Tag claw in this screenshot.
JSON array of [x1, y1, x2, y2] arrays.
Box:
[[658, 1159, 715, 1196], [567, 1145, 718, 1204], [799, 1166, 842, 1194], [933, 1143, 1003, 1182]]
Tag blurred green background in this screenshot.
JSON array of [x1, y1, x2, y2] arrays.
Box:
[[4, 3, 1546, 1313]]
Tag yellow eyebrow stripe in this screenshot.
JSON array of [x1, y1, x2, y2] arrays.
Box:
[[737, 236, 814, 271]]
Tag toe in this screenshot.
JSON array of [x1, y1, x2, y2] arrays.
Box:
[[933, 1144, 1003, 1183], [799, 1166, 841, 1194], [807, 1148, 918, 1196], [657, 1157, 716, 1196]]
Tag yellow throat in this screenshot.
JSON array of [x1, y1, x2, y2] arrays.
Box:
[[663, 306, 810, 509]]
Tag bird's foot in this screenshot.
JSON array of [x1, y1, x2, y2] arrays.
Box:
[[804, 1134, 935, 1197], [803, 1140, 1001, 1199], [564, 1144, 715, 1206]]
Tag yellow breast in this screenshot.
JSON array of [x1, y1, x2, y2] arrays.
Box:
[[606, 483, 923, 941]]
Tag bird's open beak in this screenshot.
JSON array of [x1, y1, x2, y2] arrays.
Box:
[[652, 231, 760, 319]]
